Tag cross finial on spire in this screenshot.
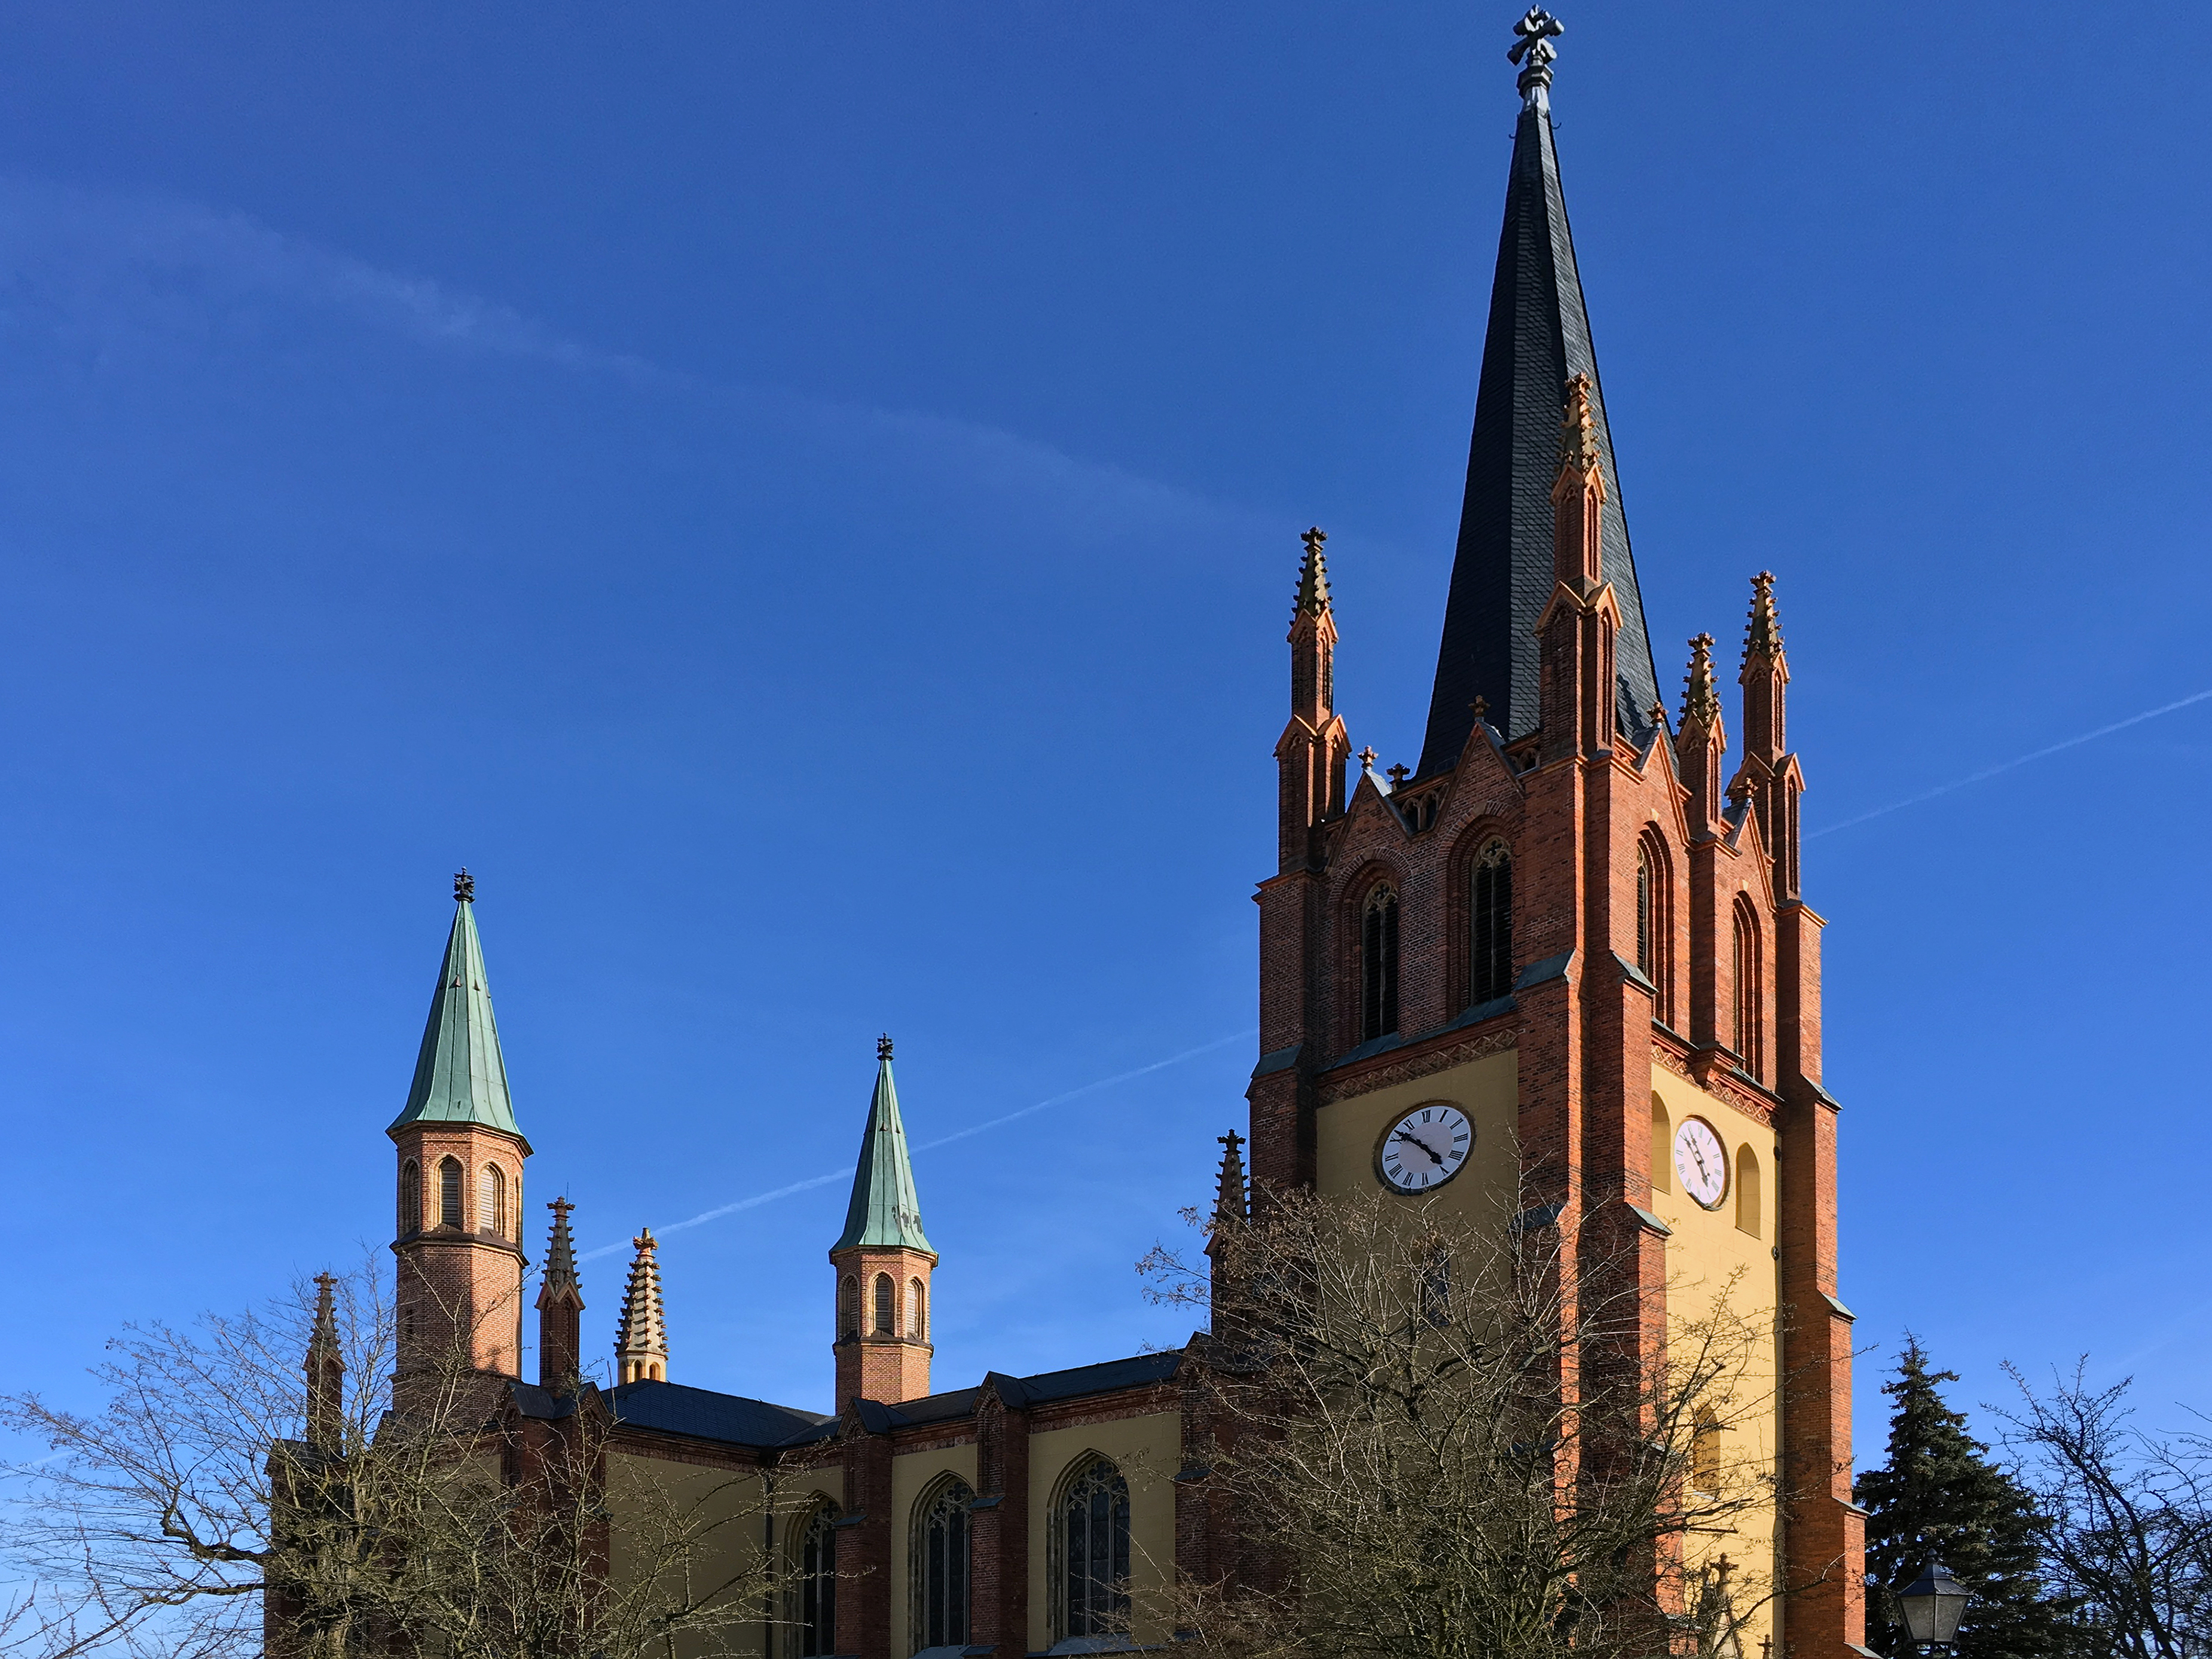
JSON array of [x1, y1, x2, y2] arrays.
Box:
[[1386, 763, 1410, 786], [1508, 7, 1564, 107], [453, 867, 475, 904], [1211, 1130, 1248, 1233], [877, 1032, 894, 1061], [1358, 745, 1378, 771]]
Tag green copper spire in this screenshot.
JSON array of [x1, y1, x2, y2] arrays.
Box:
[[832, 1037, 934, 1255], [387, 871, 526, 1146]]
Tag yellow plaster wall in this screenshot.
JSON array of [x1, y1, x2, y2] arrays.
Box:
[[890, 1441, 979, 1657], [1648, 1065, 1783, 1653], [1314, 1049, 1519, 1218], [607, 1452, 774, 1659], [1025, 1411, 1181, 1653]]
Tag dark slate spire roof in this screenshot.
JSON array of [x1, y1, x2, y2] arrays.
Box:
[[387, 875, 525, 1145], [832, 1038, 934, 1255], [1415, 17, 1663, 775]]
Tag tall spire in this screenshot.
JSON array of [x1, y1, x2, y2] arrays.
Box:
[[537, 1197, 585, 1391], [388, 874, 524, 1143], [305, 1272, 343, 1452], [615, 1229, 667, 1385], [1208, 1132, 1247, 1244], [833, 1037, 934, 1255], [1416, 7, 1662, 774]]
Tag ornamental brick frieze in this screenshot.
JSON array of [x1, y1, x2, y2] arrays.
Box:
[[1651, 1040, 1775, 1129], [1317, 1023, 1519, 1107]]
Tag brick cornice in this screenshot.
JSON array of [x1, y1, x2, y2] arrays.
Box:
[[1652, 1038, 1775, 1129], [1316, 1016, 1520, 1107]]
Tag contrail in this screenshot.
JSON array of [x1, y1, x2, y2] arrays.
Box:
[[577, 1029, 1255, 1260], [1808, 688, 2212, 840]]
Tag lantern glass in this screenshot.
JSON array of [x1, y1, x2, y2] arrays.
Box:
[[1896, 1562, 1970, 1646]]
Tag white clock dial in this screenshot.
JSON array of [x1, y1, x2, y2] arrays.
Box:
[[1377, 1104, 1473, 1194], [1673, 1117, 1729, 1210]]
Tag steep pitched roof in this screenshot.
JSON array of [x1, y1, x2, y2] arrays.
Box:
[[832, 1041, 934, 1255], [387, 885, 524, 1144], [1416, 26, 1662, 774]]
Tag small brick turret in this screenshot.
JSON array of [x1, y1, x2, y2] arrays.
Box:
[[1275, 527, 1351, 873], [536, 1197, 585, 1391], [615, 1229, 668, 1385], [830, 1037, 936, 1407]]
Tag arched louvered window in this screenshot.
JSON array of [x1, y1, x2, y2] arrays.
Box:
[[838, 1276, 859, 1339], [481, 1165, 504, 1237], [438, 1157, 464, 1230], [1469, 841, 1513, 1007], [1055, 1456, 1131, 1640], [795, 1503, 839, 1657], [1360, 884, 1400, 1042], [399, 1160, 421, 1235], [1636, 833, 1675, 1026], [872, 1273, 895, 1336], [1732, 899, 1764, 1083], [909, 1278, 927, 1340], [913, 1477, 973, 1651]]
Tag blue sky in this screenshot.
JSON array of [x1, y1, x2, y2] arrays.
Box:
[[2, 1, 2208, 1468]]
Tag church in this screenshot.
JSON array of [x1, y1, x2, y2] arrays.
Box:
[[320, 13, 1865, 1657]]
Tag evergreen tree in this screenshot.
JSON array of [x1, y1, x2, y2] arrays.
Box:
[[1856, 1338, 2076, 1659]]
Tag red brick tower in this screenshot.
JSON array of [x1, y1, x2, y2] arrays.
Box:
[[830, 1037, 936, 1407], [389, 870, 530, 1400], [1244, 14, 1860, 1654]]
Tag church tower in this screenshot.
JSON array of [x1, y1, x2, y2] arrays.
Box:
[[830, 1037, 936, 1407], [1246, 13, 1860, 1655], [389, 871, 530, 1393]]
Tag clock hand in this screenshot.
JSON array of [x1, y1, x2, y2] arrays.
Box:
[[1393, 1129, 1444, 1166]]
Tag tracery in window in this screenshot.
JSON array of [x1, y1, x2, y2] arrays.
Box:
[[1469, 841, 1513, 1007], [913, 1477, 973, 1652], [1360, 883, 1400, 1042], [793, 1503, 839, 1658], [1055, 1456, 1131, 1642], [438, 1157, 463, 1230]]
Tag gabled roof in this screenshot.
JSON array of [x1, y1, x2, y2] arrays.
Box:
[[607, 1379, 832, 1446], [388, 893, 524, 1144], [832, 1045, 934, 1255], [1416, 41, 1662, 774]]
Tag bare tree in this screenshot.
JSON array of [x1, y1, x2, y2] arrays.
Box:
[[1996, 1364, 2212, 1659], [1139, 1186, 1783, 1659], [1, 1257, 799, 1659]]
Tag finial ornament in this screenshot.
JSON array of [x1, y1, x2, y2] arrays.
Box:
[[1509, 7, 1565, 106], [1559, 372, 1601, 473], [1358, 745, 1379, 771], [1386, 763, 1411, 786], [877, 1032, 894, 1061], [1293, 525, 1333, 618], [1471, 694, 1489, 719], [1681, 632, 1722, 729], [453, 867, 475, 904], [1743, 570, 1785, 663]]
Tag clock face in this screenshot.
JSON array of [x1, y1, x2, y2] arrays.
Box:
[[1377, 1104, 1472, 1193], [1673, 1117, 1729, 1209]]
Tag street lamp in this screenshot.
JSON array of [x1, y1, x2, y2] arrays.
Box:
[[1893, 1560, 1970, 1653]]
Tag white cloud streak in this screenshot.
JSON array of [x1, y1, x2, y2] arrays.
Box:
[[575, 1029, 1256, 1261], [1808, 688, 2212, 839]]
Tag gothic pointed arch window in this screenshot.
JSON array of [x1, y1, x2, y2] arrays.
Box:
[[792, 1501, 839, 1658], [1360, 882, 1400, 1043], [399, 1160, 421, 1235], [1053, 1455, 1131, 1642], [1469, 839, 1513, 1007], [481, 1164, 505, 1237], [909, 1278, 927, 1339], [438, 1157, 464, 1230], [1731, 898, 1764, 1083], [1636, 832, 1675, 1026], [872, 1273, 896, 1336], [912, 1475, 973, 1651]]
